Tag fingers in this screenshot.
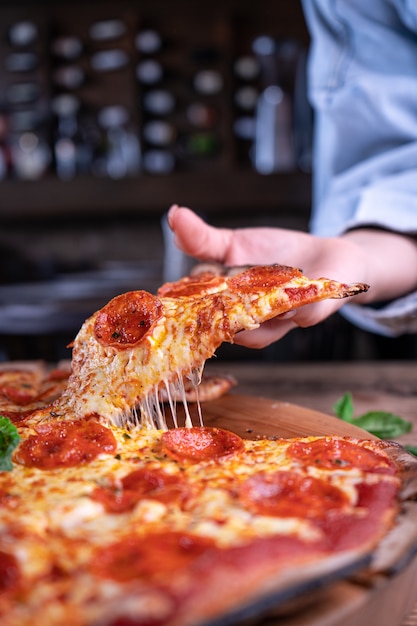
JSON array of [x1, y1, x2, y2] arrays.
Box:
[[166, 206, 354, 350], [289, 299, 344, 329], [233, 318, 298, 349], [233, 300, 344, 349], [167, 205, 232, 263]]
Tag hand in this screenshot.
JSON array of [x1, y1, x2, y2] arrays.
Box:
[[167, 205, 417, 347]]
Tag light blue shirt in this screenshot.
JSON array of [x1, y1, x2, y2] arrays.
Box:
[[302, 0, 417, 336]]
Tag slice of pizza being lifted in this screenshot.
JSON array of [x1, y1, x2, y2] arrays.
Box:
[[36, 263, 368, 428]]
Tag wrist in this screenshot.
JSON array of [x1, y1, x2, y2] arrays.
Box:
[[342, 229, 417, 304]]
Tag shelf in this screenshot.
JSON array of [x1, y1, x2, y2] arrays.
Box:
[[0, 171, 311, 220], [0, 0, 311, 221]]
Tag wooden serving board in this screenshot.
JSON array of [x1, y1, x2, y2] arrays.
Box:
[[188, 393, 376, 440]]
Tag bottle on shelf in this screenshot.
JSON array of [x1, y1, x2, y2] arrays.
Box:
[[51, 93, 81, 180], [51, 36, 83, 61], [11, 131, 51, 180], [97, 105, 141, 179], [8, 21, 38, 47], [135, 29, 163, 55], [89, 19, 127, 42], [251, 35, 296, 173]]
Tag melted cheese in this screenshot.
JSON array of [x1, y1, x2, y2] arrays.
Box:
[[32, 266, 367, 428], [0, 425, 398, 626]]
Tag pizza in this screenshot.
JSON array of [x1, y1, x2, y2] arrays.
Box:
[[1, 412, 416, 626], [3, 261, 413, 626], [0, 361, 71, 423], [30, 263, 369, 428]]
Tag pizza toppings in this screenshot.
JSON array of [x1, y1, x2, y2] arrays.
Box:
[[238, 470, 350, 520], [286, 437, 398, 475], [0, 550, 20, 594], [161, 426, 245, 462], [15, 419, 117, 469], [0, 417, 20, 471], [0, 409, 41, 424], [0, 483, 20, 509], [94, 291, 164, 349], [0, 417, 411, 626], [0, 381, 35, 406], [316, 480, 400, 552], [157, 272, 227, 298], [0, 369, 42, 406], [92, 530, 218, 582], [284, 284, 320, 305], [227, 264, 301, 292], [0, 365, 70, 427], [91, 467, 193, 513]]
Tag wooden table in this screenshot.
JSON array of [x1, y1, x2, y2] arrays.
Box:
[[205, 360, 417, 449], [203, 360, 417, 625]]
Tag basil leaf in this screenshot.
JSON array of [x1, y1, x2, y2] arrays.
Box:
[[350, 411, 412, 439], [404, 446, 417, 457], [0, 416, 20, 471], [333, 392, 354, 422]]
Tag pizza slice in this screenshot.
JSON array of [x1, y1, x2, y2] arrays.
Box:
[[0, 361, 70, 423], [34, 263, 368, 427]]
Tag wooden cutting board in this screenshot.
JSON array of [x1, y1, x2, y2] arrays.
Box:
[[198, 393, 376, 440]]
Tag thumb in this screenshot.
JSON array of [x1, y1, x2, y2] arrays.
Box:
[[167, 205, 232, 262]]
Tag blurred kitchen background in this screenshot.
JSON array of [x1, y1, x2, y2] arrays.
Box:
[[0, 0, 414, 362]]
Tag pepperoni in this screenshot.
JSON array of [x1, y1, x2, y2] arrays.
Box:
[[157, 273, 225, 298], [0, 551, 20, 595], [92, 531, 217, 582], [0, 383, 36, 406], [286, 438, 397, 475], [317, 480, 399, 552], [284, 284, 319, 304], [94, 291, 163, 349], [47, 368, 71, 381], [15, 419, 117, 469], [239, 470, 349, 519], [36, 382, 67, 403], [0, 369, 41, 405], [91, 467, 193, 513], [0, 409, 37, 424], [161, 427, 244, 463], [227, 265, 300, 293], [356, 477, 399, 512]]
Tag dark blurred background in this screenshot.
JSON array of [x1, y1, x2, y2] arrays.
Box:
[[0, 0, 415, 362]]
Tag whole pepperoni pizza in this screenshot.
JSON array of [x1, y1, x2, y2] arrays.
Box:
[[1, 264, 416, 626]]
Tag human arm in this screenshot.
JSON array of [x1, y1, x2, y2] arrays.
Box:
[[167, 205, 417, 348]]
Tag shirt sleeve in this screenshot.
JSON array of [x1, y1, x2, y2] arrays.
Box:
[[302, 0, 417, 336]]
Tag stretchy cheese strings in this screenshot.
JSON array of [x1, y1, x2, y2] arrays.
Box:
[[130, 365, 205, 430]]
